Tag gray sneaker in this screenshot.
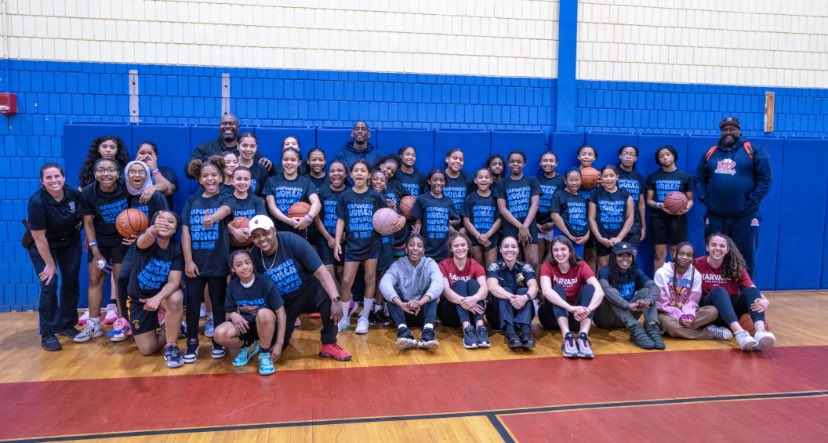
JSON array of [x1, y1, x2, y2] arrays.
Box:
[[562, 332, 579, 358], [164, 344, 184, 368], [73, 321, 102, 343], [704, 324, 734, 340], [576, 333, 594, 359]]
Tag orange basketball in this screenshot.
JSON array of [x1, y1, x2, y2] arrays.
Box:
[[580, 167, 601, 190], [373, 208, 403, 236], [399, 195, 416, 220], [229, 216, 251, 247], [116, 208, 149, 238], [739, 313, 769, 335], [663, 191, 689, 214], [287, 201, 311, 218]]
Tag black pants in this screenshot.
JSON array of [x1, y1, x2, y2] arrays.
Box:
[[485, 288, 533, 331], [538, 284, 595, 331], [438, 279, 484, 328], [186, 276, 226, 342], [116, 247, 135, 319], [281, 281, 337, 350], [27, 242, 82, 336]]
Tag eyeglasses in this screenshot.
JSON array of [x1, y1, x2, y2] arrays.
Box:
[[95, 168, 118, 174], [128, 170, 147, 177]]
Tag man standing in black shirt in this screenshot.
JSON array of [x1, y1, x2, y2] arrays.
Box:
[[187, 114, 272, 177]]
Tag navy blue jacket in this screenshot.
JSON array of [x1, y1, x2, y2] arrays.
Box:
[[336, 141, 381, 171], [693, 138, 772, 218]]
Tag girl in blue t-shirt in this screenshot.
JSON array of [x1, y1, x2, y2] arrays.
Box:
[[335, 161, 401, 334], [550, 169, 591, 259], [181, 156, 233, 364], [263, 147, 321, 236], [413, 169, 461, 261], [236, 133, 269, 197], [486, 154, 506, 185], [588, 165, 634, 268], [537, 151, 565, 265], [370, 169, 401, 327], [227, 166, 267, 247], [497, 150, 542, 273], [314, 160, 348, 282], [305, 148, 328, 190], [443, 148, 473, 213], [221, 151, 239, 196], [462, 168, 501, 268], [646, 145, 694, 270], [396, 146, 425, 197]]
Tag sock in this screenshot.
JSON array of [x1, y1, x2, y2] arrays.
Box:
[[361, 298, 374, 319], [424, 323, 434, 330], [89, 317, 101, 326], [340, 301, 351, 318], [260, 346, 272, 353], [397, 323, 407, 329], [374, 303, 383, 313]]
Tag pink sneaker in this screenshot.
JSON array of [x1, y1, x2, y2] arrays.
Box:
[[319, 343, 352, 361], [103, 304, 118, 325], [78, 309, 89, 325], [108, 317, 132, 342]]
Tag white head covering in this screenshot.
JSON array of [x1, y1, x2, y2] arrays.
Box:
[[124, 160, 152, 195]]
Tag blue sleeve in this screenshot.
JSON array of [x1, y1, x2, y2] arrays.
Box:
[[288, 233, 323, 273], [78, 186, 95, 216], [170, 243, 184, 271], [261, 177, 275, 197], [224, 279, 238, 313], [254, 197, 267, 216], [550, 193, 562, 214], [597, 266, 610, 280], [264, 277, 284, 310], [336, 192, 349, 220], [411, 196, 424, 220], [693, 154, 711, 205], [461, 195, 473, 219], [530, 177, 542, 196], [181, 197, 193, 226], [748, 146, 772, 208]]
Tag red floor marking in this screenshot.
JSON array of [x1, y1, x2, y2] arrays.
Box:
[[2, 346, 827, 440], [500, 396, 828, 442]]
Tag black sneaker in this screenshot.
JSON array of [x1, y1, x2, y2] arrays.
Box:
[[373, 309, 392, 327], [520, 332, 536, 349], [475, 325, 490, 348], [183, 338, 199, 363], [41, 334, 61, 352], [645, 323, 666, 350], [59, 327, 81, 339], [418, 327, 439, 349], [462, 326, 477, 349], [507, 332, 523, 349], [629, 324, 655, 349], [396, 326, 417, 350], [212, 343, 226, 359]]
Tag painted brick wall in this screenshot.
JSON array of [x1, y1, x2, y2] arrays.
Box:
[[6, 0, 559, 78]]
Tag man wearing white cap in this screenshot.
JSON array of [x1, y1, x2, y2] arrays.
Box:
[[248, 215, 352, 361]]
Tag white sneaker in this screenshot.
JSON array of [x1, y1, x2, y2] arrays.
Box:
[[337, 316, 351, 332], [199, 303, 207, 318], [78, 309, 90, 325], [355, 317, 369, 334], [103, 304, 118, 325], [754, 329, 776, 351], [74, 321, 103, 343], [204, 317, 215, 338], [735, 330, 757, 351], [704, 324, 734, 340]]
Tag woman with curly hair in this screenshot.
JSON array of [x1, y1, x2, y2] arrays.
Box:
[[78, 136, 131, 189], [695, 234, 776, 352]]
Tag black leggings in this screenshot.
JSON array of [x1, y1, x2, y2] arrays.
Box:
[[437, 279, 484, 328], [186, 276, 226, 342], [701, 286, 764, 325]]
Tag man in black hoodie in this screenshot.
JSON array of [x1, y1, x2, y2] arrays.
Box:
[[336, 121, 381, 170], [187, 114, 272, 177]]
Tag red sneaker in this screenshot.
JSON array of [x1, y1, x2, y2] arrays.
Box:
[[319, 343, 352, 361]]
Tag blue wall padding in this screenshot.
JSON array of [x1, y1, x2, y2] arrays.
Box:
[[549, 132, 585, 174], [374, 129, 435, 169], [583, 133, 639, 170], [776, 139, 828, 289], [434, 130, 491, 172], [490, 131, 549, 177], [316, 128, 356, 166], [748, 137, 784, 290], [822, 175, 828, 289], [255, 127, 317, 162]]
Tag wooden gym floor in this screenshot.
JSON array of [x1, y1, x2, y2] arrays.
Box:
[[1, 291, 827, 442]]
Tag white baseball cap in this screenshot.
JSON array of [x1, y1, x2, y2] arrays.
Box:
[[249, 215, 275, 233]]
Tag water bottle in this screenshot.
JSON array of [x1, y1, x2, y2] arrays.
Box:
[[96, 259, 113, 273]]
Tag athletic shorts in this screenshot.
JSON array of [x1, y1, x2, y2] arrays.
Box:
[[500, 223, 539, 245], [344, 243, 380, 263], [538, 230, 555, 241], [317, 242, 344, 267], [470, 233, 500, 251], [128, 296, 160, 335], [238, 316, 260, 345], [87, 243, 126, 264], [650, 214, 688, 246]]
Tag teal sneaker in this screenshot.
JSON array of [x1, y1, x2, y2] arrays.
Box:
[[258, 352, 275, 375], [232, 342, 260, 367]]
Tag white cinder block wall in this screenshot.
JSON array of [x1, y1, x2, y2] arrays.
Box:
[[4, 0, 559, 78], [576, 0, 828, 88]]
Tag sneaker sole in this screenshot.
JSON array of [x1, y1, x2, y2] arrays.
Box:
[[755, 336, 776, 352], [563, 351, 579, 358], [739, 341, 757, 351], [259, 368, 276, 376], [110, 334, 128, 342], [396, 338, 417, 350], [477, 342, 490, 348], [212, 352, 226, 359], [418, 341, 439, 349], [579, 353, 595, 359], [463, 342, 478, 349], [166, 360, 184, 369], [183, 356, 197, 364], [73, 330, 103, 343], [318, 351, 353, 361]]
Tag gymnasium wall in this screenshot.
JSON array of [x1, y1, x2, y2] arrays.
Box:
[[0, 0, 827, 310]]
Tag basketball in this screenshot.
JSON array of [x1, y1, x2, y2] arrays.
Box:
[[739, 313, 770, 335], [399, 195, 416, 220], [373, 208, 403, 236], [229, 216, 251, 247], [115, 208, 149, 238], [287, 201, 311, 218], [663, 191, 689, 214], [580, 167, 601, 189]]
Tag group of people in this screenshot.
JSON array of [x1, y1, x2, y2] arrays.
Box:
[[26, 115, 776, 375]]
